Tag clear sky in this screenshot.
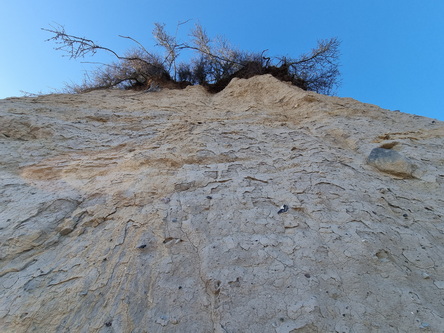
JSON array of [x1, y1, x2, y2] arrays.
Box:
[[1, 0, 443, 120]]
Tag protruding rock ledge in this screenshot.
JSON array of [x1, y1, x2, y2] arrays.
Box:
[[367, 147, 415, 178]]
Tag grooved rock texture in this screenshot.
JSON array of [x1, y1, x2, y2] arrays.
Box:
[[1, 75, 444, 332]]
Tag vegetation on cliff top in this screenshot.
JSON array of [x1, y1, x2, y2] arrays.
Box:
[[43, 22, 340, 95]]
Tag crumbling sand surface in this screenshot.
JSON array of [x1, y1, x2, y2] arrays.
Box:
[[1, 75, 443, 332]]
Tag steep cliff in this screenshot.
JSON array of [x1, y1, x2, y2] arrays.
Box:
[[1, 75, 443, 332]]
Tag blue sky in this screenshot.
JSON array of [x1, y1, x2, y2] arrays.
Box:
[[1, 0, 443, 120]]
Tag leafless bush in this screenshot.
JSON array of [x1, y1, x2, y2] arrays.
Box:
[[280, 38, 341, 95], [43, 23, 341, 94], [63, 50, 169, 93]]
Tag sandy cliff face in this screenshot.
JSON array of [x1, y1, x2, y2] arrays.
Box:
[[1, 75, 443, 332]]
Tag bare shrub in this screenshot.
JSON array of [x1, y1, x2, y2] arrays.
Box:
[[280, 38, 341, 95]]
